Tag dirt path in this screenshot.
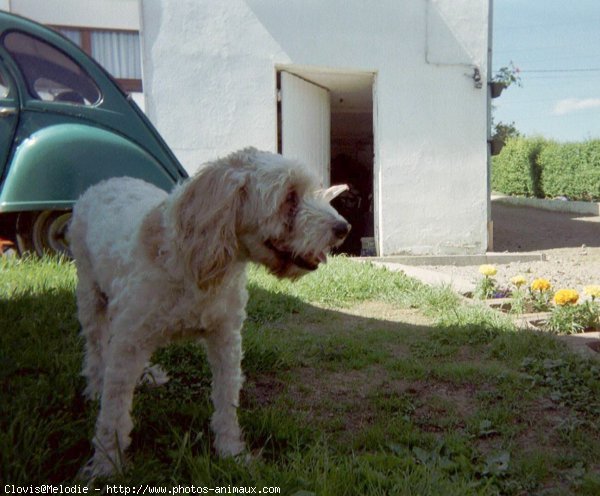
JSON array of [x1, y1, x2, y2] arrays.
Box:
[[492, 201, 600, 252], [418, 199, 600, 293], [491, 200, 600, 290]]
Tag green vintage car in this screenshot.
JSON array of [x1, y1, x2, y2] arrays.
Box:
[[0, 11, 188, 256]]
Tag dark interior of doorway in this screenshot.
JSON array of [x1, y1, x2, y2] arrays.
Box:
[[276, 70, 375, 255], [330, 111, 374, 255]]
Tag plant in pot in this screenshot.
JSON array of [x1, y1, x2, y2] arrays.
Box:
[[490, 61, 522, 98]]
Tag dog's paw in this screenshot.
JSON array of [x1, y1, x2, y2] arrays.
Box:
[[78, 459, 96, 481], [139, 364, 170, 387], [223, 444, 253, 466], [234, 450, 254, 465], [78, 455, 117, 481], [215, 434, 246, 459]]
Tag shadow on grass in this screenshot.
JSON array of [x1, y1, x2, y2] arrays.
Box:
[[1, 283, 595, 492], [0, 288, 89, 483], [1, 282, 435, 483]]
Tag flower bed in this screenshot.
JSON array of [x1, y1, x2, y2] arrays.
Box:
[[471, 265, 600, 337]]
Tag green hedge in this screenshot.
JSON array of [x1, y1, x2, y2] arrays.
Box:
[[491, 137, 545, 197], [492, 138, 600, 201], [538, 140, 600, 201]]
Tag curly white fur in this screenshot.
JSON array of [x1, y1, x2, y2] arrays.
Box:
[[69, 147, 350, 477]]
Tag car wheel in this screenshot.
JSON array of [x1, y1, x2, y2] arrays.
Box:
[[16, 210, 72, 258]]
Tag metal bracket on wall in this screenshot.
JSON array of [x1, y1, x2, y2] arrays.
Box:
[[471, 67, 483, 89]]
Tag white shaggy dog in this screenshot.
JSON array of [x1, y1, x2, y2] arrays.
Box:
[[69, 147, 350, 477]]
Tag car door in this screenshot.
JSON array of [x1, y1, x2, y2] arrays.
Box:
[[0, 58, 18, 180]]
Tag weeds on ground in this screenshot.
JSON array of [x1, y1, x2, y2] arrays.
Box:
[[1, 255, 599, 494]]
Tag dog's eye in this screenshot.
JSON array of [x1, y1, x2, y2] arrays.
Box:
[[285, 190, 299, 208]]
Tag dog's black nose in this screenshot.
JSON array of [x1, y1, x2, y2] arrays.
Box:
[[333, 221, 351, 239]]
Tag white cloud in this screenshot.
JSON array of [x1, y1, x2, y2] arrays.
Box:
[[552, 98, 600, 116]]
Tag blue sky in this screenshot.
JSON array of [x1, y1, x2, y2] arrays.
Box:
[[492, 0, 600, 141]]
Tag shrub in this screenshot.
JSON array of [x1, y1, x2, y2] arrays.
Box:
[[492, 138, 600, 201], [538, 140, 600, 201], [491, 137, 546, 197]]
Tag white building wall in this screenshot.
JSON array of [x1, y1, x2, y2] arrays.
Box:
[[7, 0, 139, 30], [140, 0, 491, 256]]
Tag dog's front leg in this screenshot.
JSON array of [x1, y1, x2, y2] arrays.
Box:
[[204, 326, 246, 457], [88, 332, 154, 477]]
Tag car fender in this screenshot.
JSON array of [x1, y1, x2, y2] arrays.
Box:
[[0, 123, 178, 212]]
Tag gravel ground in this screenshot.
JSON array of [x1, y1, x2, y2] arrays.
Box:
[[418, 200, 600, 297]]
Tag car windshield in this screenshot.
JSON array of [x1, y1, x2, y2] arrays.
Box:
[[3, 30, 101, 105]]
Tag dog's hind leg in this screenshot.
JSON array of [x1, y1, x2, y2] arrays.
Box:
[[204, 326, 246, 458], [76, 269, 110, 401]]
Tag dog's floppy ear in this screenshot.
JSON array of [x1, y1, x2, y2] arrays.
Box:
[[315, 184, 349, 203], [173, 162, 247, 289]]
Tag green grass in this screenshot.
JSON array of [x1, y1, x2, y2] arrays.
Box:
[[1, 255, 599, 494]]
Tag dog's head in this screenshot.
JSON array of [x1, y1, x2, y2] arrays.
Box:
[[236, 149, 351, 279], [173, 148, 350, 286]]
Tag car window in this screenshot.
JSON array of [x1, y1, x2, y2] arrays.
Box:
[[2, 30, 101, 105]]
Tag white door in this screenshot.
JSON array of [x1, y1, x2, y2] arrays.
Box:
[[280, 71, 330, 187]]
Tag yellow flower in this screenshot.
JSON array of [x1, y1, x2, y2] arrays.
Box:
[[479, 264, 497, 277], [531, 278, 551, 292], [510, 275, 527, 287], [583, 285, 600, 299], [553, 289, 579, 306]]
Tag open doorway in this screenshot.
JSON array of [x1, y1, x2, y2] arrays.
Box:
[[277, 67, 375, 255]]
